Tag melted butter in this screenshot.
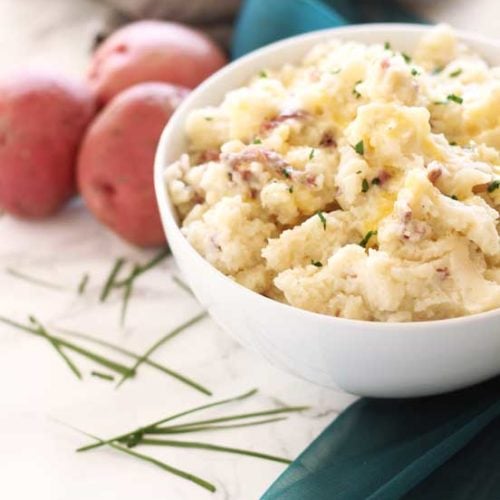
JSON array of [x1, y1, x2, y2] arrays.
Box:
[[362, 191, 397, 232]]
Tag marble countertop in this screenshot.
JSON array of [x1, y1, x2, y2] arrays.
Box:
[[0, 1, 497, 498]]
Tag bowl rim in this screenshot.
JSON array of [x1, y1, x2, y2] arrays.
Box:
[[155, 22, 500, 330]]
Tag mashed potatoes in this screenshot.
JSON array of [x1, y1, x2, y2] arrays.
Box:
[[165, 25, 500, 322]]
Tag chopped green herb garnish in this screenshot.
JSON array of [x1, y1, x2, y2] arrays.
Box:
[[6, 268, 65, 291], [353, 140, 364, 155], [77, 389, 259, 453], [401, 52, 411, 64], [0, 315, 133, 378], [433, 100, 448, 105], [447, 94, 463, 104], [449, 141, 457, 146], [100, 257, 126, 302], [352, 80, 363, 99], [311, 260, 323, 267], [316, 211, 327, 230], [330, 68, 341, 74], [449, 194, 458, 200], [71, 389, 307, 492], [309, 148, 315, 160], [432, 66, 444, 75], [253, 138, 262, 144], [411, 68, 419, 76], [356, 170, 362, 174], [361, 179, 370, 193], [204, 117, 213, 121], [115, 312, 207, 389], [29, 316, 82, 380], [487, 180, 500, 193], [281, 167, 291, 178], [288, 186, 294, 194], [259, 70, 268, 78], [371, 177, 381, 186], [77, 273, 89, 295], [384, 41, 391, 50], [56, 325, 211, 395], [359, 230, 378, 248], [449, 68, 463, 77], [91, 371, 114, 381]]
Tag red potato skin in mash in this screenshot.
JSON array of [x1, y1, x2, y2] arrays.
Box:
[[88, 21, 227, 106], [0, 72, 95, 218], [77, 82, 189, 247]]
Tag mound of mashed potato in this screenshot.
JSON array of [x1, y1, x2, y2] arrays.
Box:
[[165, 25, 500, 322]]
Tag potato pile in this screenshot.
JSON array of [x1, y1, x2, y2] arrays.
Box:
[[0, 21, 226, 246]]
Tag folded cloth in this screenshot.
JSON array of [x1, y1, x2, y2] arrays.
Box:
[[262, 376, 500, 499], [232, 0, 422, 58]]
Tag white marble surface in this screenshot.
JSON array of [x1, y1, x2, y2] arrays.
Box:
[[0, 200, 357, 500], [0, 1, 497, 498]]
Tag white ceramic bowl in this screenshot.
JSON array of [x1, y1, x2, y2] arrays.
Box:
[[155, 24, 500, 397]]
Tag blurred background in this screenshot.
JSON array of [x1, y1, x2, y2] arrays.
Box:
[[0, 0, 497, 77]]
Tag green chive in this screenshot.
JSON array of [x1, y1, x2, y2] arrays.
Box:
[[67, 425, 216, 493], [353, 140, 364, 155], [91, 371, 114, 381], [361, 179, 370, 193], [204, 117, 213, 121], [55, 326, 211, 396], [447, 94, 463, 104], [0, 315, 133, 377], [281, 167, 291, 178], [100, 257, 126, 302], [384, 41, 391, 50], [171, 276, 195, 297], [114, 248, 170, 288], [115, 311, 207, 388], [311, 260, 323, 267], [449, 141, 457, 146], [152, 417, 287, 435], [411, 68, 419, 76], [449, 68, 462, 77], [76, 389, 258, 453], [316, 211, 327, 230], [77, 273, 90, 295], [487, 180, 500, 193], [352, 80, 362, 98], [130, 438, 292, 465], [371, 177, 381, 186], [6, 268, 65, 291], [259, 70, 268, 78], [432, 66, 444, 75], [401, 52, 411, 64], [449, 194, 458, 200], [309, 148, 315, 160], [288, 186, 294, 194], [120, 264, 139, 326], [253, 138, 262, 144], [150, 406, 309, 433], [29, 316, 82, 380], [359, 230, 378, 248]]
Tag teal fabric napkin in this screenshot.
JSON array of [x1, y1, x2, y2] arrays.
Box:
[[232, 0, 422, 58], [262, 376, 500, 499], [232, 1, 500, 499]]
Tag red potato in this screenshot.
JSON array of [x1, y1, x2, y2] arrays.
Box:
[[0, 71, 95, 218], [88, 21, 226, 105], [78, 82, 188, 247]]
